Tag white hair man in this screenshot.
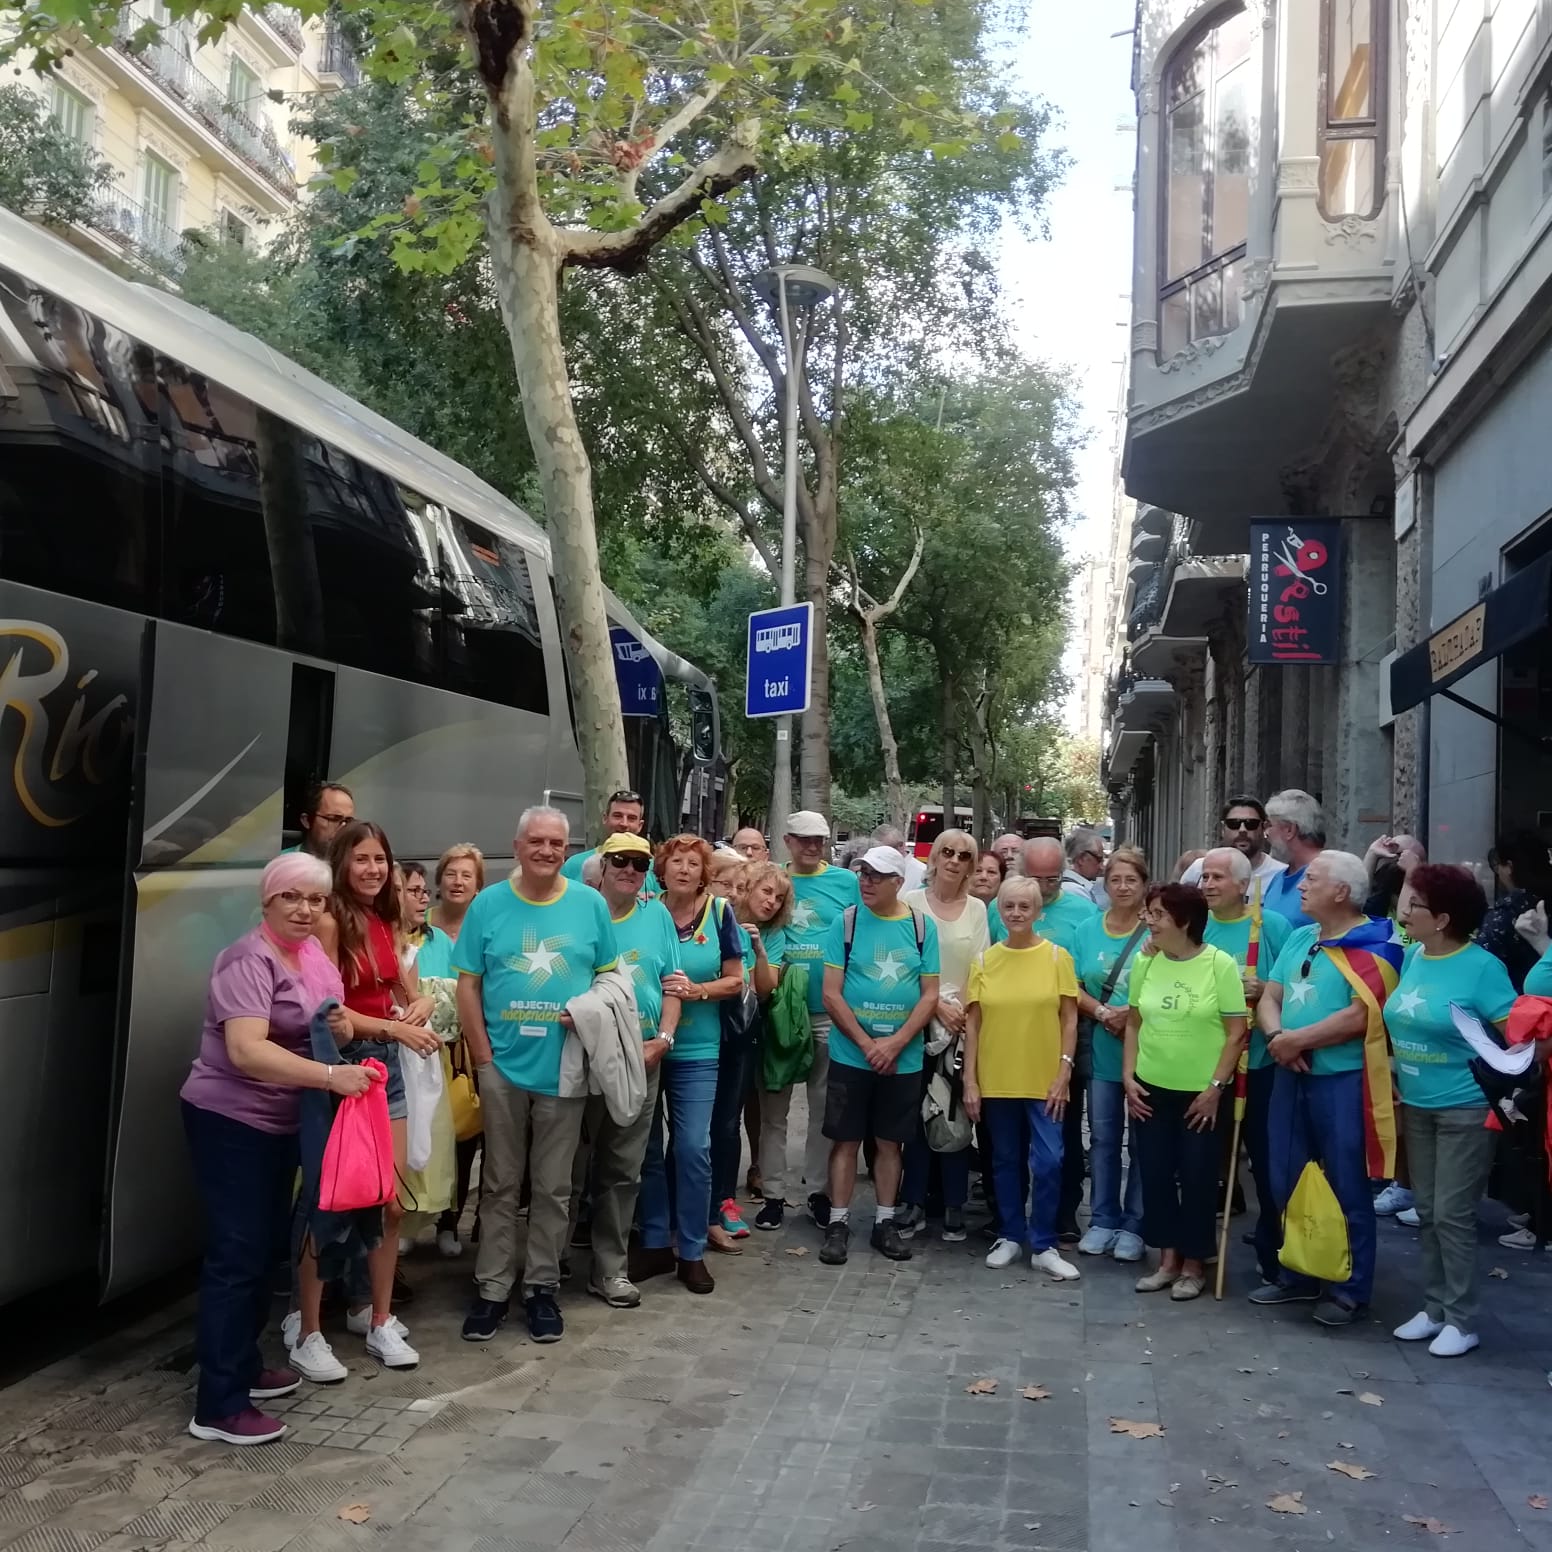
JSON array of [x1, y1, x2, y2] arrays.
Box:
[[454, 805, 619, 1346], [872, 822, 927, 891], [1251, 849, 1396, 1328], [1198, 846, 1292, 1287], [1062, 828, 1108, 906], [1262, 789, 1326, 927]]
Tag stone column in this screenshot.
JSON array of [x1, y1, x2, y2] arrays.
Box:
[[1203, 647, 1222, 832], [1281, 669, 1310, 793], [1334, 516, 1397, 852]]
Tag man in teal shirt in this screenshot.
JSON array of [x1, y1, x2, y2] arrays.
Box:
[[1018, 836, 1098, 1239], [561, 788, 660, 897], [454, 805, 617, 1345], [1199, 847, 1291, 1285], [817, 847, 939, 1269], [780, 810, 862, 1227]]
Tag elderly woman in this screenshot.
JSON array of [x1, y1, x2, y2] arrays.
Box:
[[635, 834, 745, 1293], [180, 854, 379, 1446], [971, 849, 1006, 906], [1387, 865, 1517, 1357], [963, 876, 1082, 1280], [1125, 883, 1248, 1301], [734, 862, 794, 1224], [1073, 846, 1151, 1263], [899, 830, 989, 1241]]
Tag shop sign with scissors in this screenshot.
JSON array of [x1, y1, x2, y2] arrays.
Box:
[[1248, 520, 1343, 665]]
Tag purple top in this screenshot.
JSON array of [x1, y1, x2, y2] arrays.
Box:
[[179, 928, 344, 1135]]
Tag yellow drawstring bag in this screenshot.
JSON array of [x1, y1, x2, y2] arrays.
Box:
[[1279, 1160, 1351, 1285]]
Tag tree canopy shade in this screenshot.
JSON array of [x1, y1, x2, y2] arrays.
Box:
[[0, 83, 115, 228]]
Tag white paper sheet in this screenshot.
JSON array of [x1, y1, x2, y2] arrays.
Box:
[[1449, 1002, 1538, 1075]]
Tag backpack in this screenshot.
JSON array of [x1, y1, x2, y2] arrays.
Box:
[[840, 904, 927, 968]]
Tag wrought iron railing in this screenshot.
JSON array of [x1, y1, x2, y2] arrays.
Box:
[[321, 20, 360, 85], [85, 185, 186, 274], [261, 4, 304, 51]]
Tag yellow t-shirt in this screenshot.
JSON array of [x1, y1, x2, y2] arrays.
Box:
[[966, 939, 1078, 1099]]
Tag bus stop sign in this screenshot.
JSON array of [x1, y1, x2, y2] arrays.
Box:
[[611, 626, 662, 717], [745, 602, 812, 718]]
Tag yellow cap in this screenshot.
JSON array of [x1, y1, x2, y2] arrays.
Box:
[[599, 831, 653, 858]]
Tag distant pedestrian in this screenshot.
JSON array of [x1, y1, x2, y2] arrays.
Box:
[[1180, 797, 1288, 896], [1262, 789, 1326, 927], [1479, 829, 1552, 990], [873, 823, 928, 891]]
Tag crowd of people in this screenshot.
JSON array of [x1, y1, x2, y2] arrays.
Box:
[[178, 780, 1552, 1447]]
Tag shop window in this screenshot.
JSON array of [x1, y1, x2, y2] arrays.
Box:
[[1158, 4, 1251, 358], [1319, 0, 1385, 220]]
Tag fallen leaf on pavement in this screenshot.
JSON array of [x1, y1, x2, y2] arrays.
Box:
[[1267, 1492, 1306, 1515], [964, 1378, 999, 1395], [1489, 1266, 1509, 1280], [784, 1246, 808, 1257], [1402, 1514, 1454, 1534], [1020, 1386, 1051, 1401], [337, 1505, 371, 1524], [1156, 1497, 1173, 1508], [1109, 1418, 1165, 1438], [1529, 1496, 1549, 1511], [854, 1502, 875, 1512], [1328, 1461, 1377, 1480], [1357, 1392, 1384, 1406], [1204, 1474, 1237, 1493]]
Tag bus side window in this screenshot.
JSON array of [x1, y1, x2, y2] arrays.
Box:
[[440, 513, 549, 714], [0, 271, 162, 615]]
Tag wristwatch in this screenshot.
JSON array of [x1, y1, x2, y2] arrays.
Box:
[[660, 1031, 676, 1050], [1208, 1078, 1228, 1091]]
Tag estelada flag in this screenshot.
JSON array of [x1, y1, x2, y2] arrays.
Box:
[[1319, 918, 1405, 1178]]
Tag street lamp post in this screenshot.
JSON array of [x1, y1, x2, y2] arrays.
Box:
[[754, 263, 837, 843]]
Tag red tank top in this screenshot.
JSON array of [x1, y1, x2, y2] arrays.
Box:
[[342, 914, 398, 1021]]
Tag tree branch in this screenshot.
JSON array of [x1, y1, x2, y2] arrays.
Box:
[[654, 411, 780, 577], [618, 76, 729, 202]]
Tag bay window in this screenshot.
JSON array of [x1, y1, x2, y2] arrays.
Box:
[[1319, 0, 1385, 220]]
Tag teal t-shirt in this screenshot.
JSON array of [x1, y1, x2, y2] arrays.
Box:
[[989, 891, 1095, 951], [561, 847, 661, 899], [414, 923, 457, 981], [988, 898, 1005, 943], [452, 877, 618, 1095], [822, 905, 940, 1074], [1267, 924, 1366, 1076], [610, 899, 682, 1038], [1387, 941, 1516, 1109], [740, 921, 789, 978], [787, 865, 863, 1013], [1203, 909, 1292, 1069], [669, 894, 746, 1061], [1073, 914, 1148, 1083]]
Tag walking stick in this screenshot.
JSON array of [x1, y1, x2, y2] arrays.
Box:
[[1215, 881, 1262, 1300]]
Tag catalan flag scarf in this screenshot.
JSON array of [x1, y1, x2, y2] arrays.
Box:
[[1318, 917, 1405, 1178]]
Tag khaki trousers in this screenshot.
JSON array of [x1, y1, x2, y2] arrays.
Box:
[[1403, 1103, 1496, 1332], [758, 1015, 831, 1200], [568, 1067, 660, 1283]]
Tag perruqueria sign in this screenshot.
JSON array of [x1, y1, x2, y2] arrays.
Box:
[[1389, 552, 1552, 719], [1247, 520, 1343, 665]]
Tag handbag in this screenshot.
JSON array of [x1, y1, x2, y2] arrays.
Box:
[[447, 1039, 482, 1143], [719, 900, 760, 1049], [319, 1057, 396, 1212], [922, 1040, 972, 1153]]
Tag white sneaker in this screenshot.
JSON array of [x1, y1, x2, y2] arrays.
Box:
[[1373, 1182, 1414, 1215], [1031, 1247, 1081, 1281], [1499, 1226, 1537, 1250], [1393, 1311, 1445, 1342], [985, 1237, 1023, 1269], [280, 1309, 301, 1351], [437, 1229, 463, 1258], [365, 1322, 419, 1368], [1078, 1226, 1118, 1256], [1428, 1325, 1478, 1358], [1111, 1231, 1146, 1263], [1395, 1207, 1421, 1228], [346, 1307, 408, 1338], [289, 1330, 348, 1383]]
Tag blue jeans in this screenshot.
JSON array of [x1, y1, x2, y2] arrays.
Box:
[[639, 1057, 718, 1261], [903, 1067, 970, 1211], [983, 1097, 1064, 1252], [1267, 1067, 1376, 1307], [1087, 1078, 1142, 1234], [1244, 1065, 1281, 1282], [182, 1100, 298, 1423]]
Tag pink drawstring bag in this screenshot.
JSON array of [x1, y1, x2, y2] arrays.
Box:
[[319, 1058, 395, 1211]]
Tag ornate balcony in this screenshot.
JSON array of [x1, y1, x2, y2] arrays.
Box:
[[85, 185, 186, 274]]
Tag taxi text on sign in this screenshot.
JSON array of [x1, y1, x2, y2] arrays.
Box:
[[1248, 520, 1343, 666], [745, 602, 813, 718]]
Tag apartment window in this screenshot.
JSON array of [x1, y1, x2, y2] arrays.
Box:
[[1158, 4, 1252, 358], [143, 153, 178, 232], [221, 209, 249, 247], [50, 81, 93, 144], [1319, 0, 1385, 219], [227, 55, 259, 114]]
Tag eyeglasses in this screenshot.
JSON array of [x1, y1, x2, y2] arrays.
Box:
[[404, 883, 430, 898], [857, 866, 895, 882], [606, 854, 651, 873], [940, 846, 974, 862], [273, 890, 328, 909], [1224, 817, 1263, 831], [313, 812, 351, 828], [607, 790, 642, 807]]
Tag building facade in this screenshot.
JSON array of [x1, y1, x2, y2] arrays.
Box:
[[1108, 0, 1437, 865], [26, 4, 357, 271]]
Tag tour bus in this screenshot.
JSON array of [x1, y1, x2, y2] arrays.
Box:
[[907, 804, 976, 858], [0, 205, 723, 1308]]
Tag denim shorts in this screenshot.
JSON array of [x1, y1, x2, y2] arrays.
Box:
[[342, 1038, 406, 1120]]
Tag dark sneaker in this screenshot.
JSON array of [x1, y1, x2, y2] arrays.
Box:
[[809, 1192, 831, 1229], [525, 1289, 564, 1343], [1057, 1219, 1081, 1247], [571, 1218, 593, 1248], [391, 1267, 414, 1305], [249, 1367, 301, 1401], [628, 1245, 676, 1283], [461, 1296, 509, 1342], [871, 1222, 913, 1261], [188, 1408, 286, 1445], [819, 1222, 850, 1265], [941, 1208, 967, 1243], [895, 1204, 926, 1239], [559, 1257, 572, 1281], [755, 1198, 785, 1231], [1248, 1282, 1319, 1306], [1313, 1298, 1363, 1328]]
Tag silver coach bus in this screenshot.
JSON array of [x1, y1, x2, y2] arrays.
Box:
[[0, 205, 723, 1308]]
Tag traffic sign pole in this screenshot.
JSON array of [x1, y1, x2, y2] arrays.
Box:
[[772, 276, 803, 845]]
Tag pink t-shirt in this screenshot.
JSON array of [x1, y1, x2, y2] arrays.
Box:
[[179, 928, 344, 1134]]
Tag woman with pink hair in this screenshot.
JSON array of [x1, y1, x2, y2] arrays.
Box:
[[179, 853, 381, 1447]]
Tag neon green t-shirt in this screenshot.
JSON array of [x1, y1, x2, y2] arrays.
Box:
[[1128, 946, 1248, 1092]]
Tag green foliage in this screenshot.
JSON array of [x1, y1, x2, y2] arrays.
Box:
[[0, 82, 116, 227]]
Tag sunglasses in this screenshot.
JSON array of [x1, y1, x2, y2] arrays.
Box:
[[857, 866, 896, 882], [940, 846, 974, 862], [606, 854, 651, 873], [607, 790, 642, 806], [1224, 817, 1263, 831]]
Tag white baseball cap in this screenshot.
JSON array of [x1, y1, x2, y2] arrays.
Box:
[[785, 810, 831, 839], [859, 846, 906, 877]]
